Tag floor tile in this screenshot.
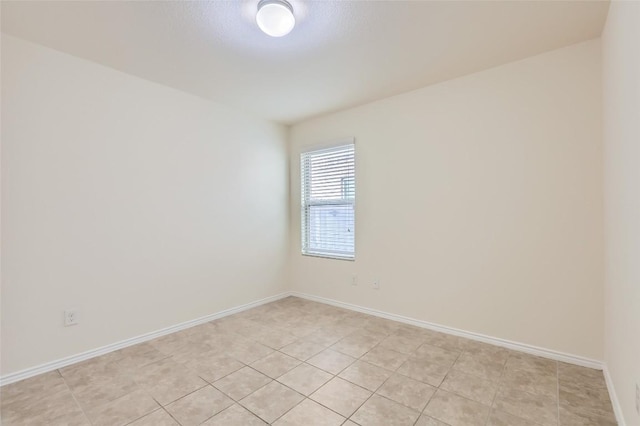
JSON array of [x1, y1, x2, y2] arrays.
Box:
[[423, 389, 490, 426], [1, 298, 619, 426], [86, 389, 159, 426], [0, 371, 67, 408], [330, 335, 379, 358], [486, 409, 539, 426], [200, 330, 243, 350], [280, 340, 326, 361], [361, 346, 409, 371], [273, 398, 345, 426], [376, 373, 435, 411], [66, 372, 139, 411], [209, 315, 253, 333], [505, 352, 557, 375], [396, 356, 451, 387], [289, 322, 323, 338], [559, 381, 616, 421], [351, 394, 420, 426], [113, 342, 168, 372], [251, 351, 301, 379], [277, 363, 333, 396], [132, 358, 207, 405], [1, 387, 90, 426], [128, 409, 179, 426], [463, 341, 511, 364], [338, 360, 392, 391], [253, 328, 299, 350], [201, 403, 267, 425], [310, 377, 372, 417], [500, 366, 557, 399], [226, 340, 275, 364], [363, 318, 398, 336], [165, 385, 233, 426], [558, 406, 618, 426], [213, 366, 272, 400], [451, 351, 506, 382], [235, 323, 273, 341], [171, 341, 217, 364], [440, 369, 498, 405], [307, 348, 356, 375], [415, 415, 450, 426], [302, 329, 345, 347], [58, 352, 123, 381], [378, 335, 424, 354], [350, 328, 388, 342], [394, 324, 428, 339], [414, 343, 461, 365], [493, 387, 558, 426], [239, 381, 304, 423], [149, 331, 194, 356], [558, 362, 607, 389], [421, 330, 468, 352]]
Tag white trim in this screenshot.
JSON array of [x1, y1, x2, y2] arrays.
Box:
[[1, 290, 608, 389], [603, 364, 627, 426], [0, 292, 290, 387], [291, 291, 604, 370]]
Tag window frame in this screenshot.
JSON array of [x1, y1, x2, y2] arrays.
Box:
[[300, 139, 356, 261]]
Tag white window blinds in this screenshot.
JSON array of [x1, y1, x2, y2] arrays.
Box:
[[301, 142, 355, 260]]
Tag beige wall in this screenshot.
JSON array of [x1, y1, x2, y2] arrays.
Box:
[[289, 40, 604, 360], [1, 35, 289, 376], [602, 1, 640, 423], [1, 30, 612, 379]]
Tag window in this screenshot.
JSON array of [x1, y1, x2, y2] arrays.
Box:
[[301, 142, 355, 260]]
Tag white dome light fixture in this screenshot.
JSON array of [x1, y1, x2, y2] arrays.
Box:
[[256, 0, 295, 37]]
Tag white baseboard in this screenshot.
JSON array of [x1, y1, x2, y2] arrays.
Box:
[[291, 291, 604, 370], [1, 290, 607, 389], [0, 292, 290, 387], [603, 364, 627, 426]]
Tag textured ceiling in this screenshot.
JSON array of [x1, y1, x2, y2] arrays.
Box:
[[1, 1, 609, 124]]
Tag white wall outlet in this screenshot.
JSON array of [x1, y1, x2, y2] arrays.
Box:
[[351, 274, 358, 286], [372, 279, 380, 290], [636, 382, 639, 415], [64, 309, 79, 326]]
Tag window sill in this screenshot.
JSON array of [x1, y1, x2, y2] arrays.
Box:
[[301, 252, 355, 262]]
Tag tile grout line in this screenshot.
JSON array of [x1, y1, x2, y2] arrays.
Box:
[[483, 351, 511, 426], [8, 298, 614, 425], [204, 308, 502, 425], [340, 334, 420, 424], [159, 406, 182, 425], [283, 299, 587, 426], [416, 346, 466, 426], [331, 326, 484, 425], [225, 364, 311, 424], [320, 331, 394, 424], [58, 369, 95, 426], [59, 352, 188, 426], [183, 322, 342, 423], [161, 305, 355, 422], [185, 395, 236, 426], [324, 310, 395, 423]]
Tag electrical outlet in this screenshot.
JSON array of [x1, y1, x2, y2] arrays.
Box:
[[372, 279, 380, 290], [636, 382, 639, 415], [64, 309, 79, 326], [351, 274, 358, 286]]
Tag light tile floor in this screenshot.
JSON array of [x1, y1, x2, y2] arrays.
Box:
[[0, 297, 617, 425]]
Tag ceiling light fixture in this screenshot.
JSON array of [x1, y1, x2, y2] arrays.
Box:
[[256, 0, 295, 37]]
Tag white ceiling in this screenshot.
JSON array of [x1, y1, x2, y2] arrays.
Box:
[[1, 0, 609, 124]]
